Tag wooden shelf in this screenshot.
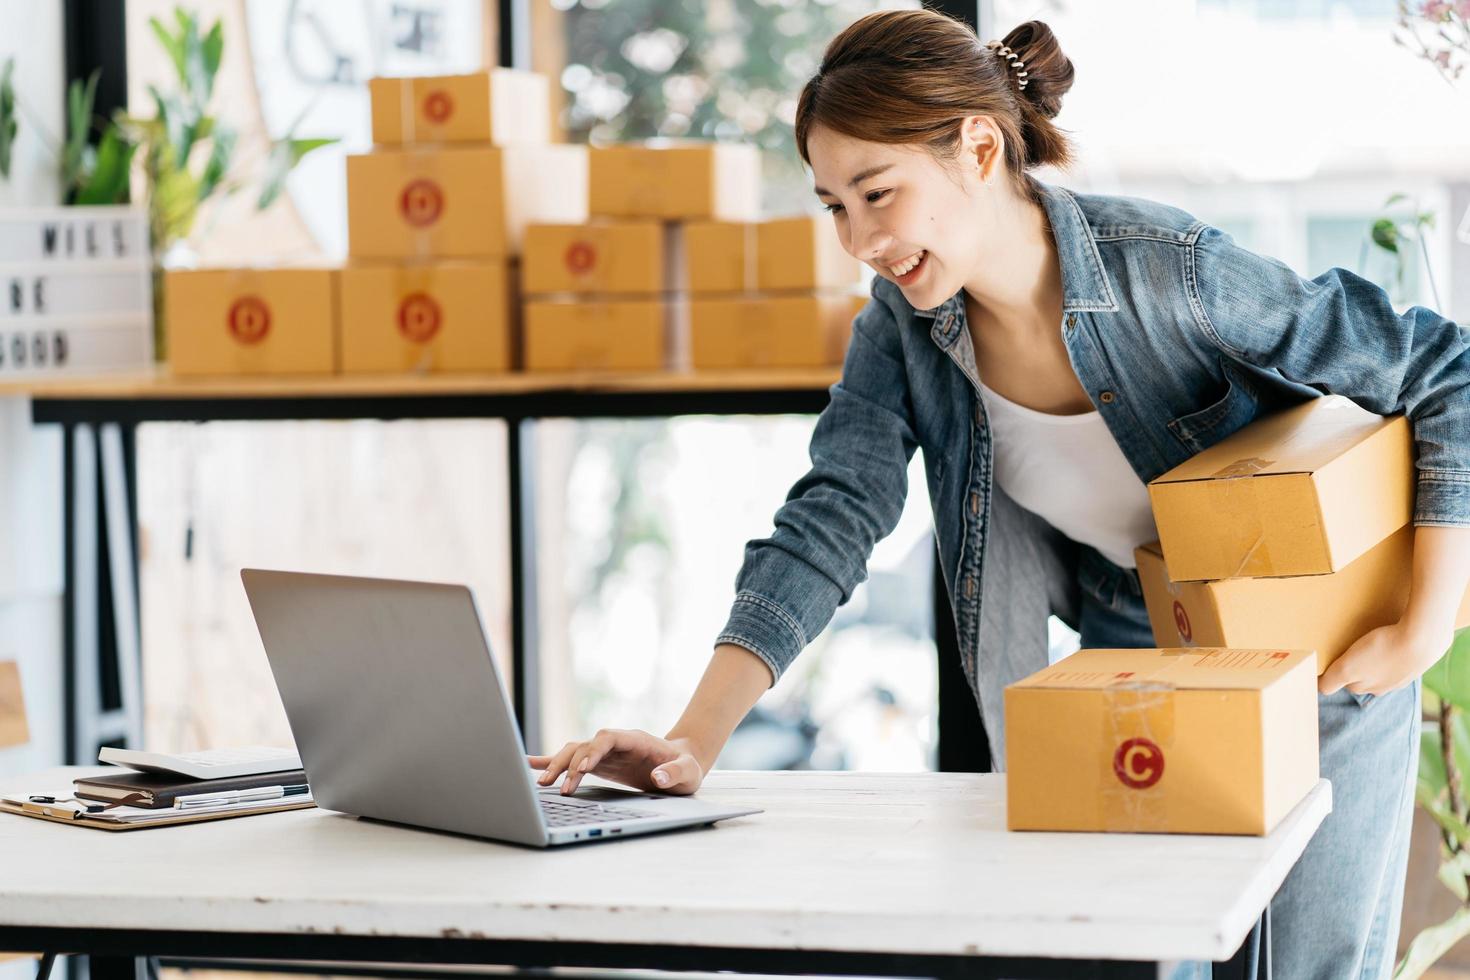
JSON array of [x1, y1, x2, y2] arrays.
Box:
[[6, 365, 840, 402]]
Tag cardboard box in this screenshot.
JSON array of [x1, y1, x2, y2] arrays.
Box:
[[523, 299, 676, 371], [1148, 396, 1413, 582], [589, 143, 759, 221], [1136, 529, 1470, 674], [347, 145, 587, 259], [1005, 648, 1319, 835], [339, 261, 510, 373], [522, 222, 668, 296], [369, 70, 550, 146], [691, 294, 854, 369], [684, 220, 757, 294], [757, 216, 863, 292], [166, 268, 337, 377], [0, 660, 27, 749]]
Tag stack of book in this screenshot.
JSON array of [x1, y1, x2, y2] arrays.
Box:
[[1, 745, 314, 830]]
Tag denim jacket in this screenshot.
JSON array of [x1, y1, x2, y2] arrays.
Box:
[[717, 177, 1470, 766]]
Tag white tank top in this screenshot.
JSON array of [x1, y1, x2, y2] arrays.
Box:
[[977, 380, 1158, 569]]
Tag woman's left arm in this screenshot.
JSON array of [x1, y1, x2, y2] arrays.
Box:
[[1191, 225, 1470, 696]]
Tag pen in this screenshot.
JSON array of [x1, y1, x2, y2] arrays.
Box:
[[174, 784, 309, 809]]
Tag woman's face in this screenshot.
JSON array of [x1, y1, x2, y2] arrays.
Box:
[[807, 123, 989, 312]]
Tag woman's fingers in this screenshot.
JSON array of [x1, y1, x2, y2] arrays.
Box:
[[536, 742, 581, 786], [651, 752, 703, 795], [561, 730, 621, 795]]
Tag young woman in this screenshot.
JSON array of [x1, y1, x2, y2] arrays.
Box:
[[530, 10, 1470, 977]]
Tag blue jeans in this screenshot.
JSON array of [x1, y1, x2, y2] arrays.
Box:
[[1077, 548, 1420, 980]]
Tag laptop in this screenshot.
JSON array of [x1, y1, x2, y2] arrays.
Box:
[[240, 569, 761, 847]]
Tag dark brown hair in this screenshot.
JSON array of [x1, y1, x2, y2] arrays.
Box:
[[794, 10, 1076, 204]]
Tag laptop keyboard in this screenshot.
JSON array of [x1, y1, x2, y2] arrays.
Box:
[[539, 797, 654, 827]]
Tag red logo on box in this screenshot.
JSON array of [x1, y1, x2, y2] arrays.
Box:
[[226, 296, 271, 345], [400, 179, 445, 227], [423, 89, 454, 123], [1172, 600, 1192, 643], [1113, 737, 1165, 789], [397, 293, 442, 343], [565, 241, 597, 275]]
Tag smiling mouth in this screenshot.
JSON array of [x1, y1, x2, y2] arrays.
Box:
[[887, 249, 927, 284]]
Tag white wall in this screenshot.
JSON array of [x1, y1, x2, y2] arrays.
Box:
[[0, 2, 62, 208], [0, 0, 67, 804]]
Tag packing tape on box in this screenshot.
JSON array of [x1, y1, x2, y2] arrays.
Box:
[[742, 221, 757, 292], [1100, 680, 1175, 832], [391, 266, 441, 374], [1214, 457, 1276, 579]]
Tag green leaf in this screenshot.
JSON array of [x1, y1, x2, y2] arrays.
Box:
[[62, 70, 100, 196], [1436, 848, 1470, 902], [198, 125, 234, 201], [148, 16, 187, 86], [1394, 907, 1470, 978], [74, 126, 135, 205], [0, 58, 17, 180], [1372, 217, 1401, 254], [201, 21, 224, 100], [150, 156, 202, 248], [1423, 628, 1470, 711], [256, 136, 337, 210], [1386, 192, 1410, 207]]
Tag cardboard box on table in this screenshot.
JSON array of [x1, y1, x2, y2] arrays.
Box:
[[683, 220, 756, 294], [1136, 530, 1470, 674], [166, 267, 337, 376], [0, 660, 28, 749], [1147, 396, 1413, 582], [346, 145, 588, 259], [339, 261, 511, 373], [522, 222, 674, 296], [522, 299, 682, 372], [1005, 647, 1319, 836], [369, 70, 550, 146], [690, 294, 856, 369], [588, 143, 760, 222], [756, 215, 864, 292]]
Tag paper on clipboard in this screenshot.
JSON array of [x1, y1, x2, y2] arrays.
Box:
[[1, 789, 315, 828]]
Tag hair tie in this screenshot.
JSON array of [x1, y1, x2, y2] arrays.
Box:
[[984, 39, 1029, 90]]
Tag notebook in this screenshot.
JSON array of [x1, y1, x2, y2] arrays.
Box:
[[74, 768, 310, 809], [98, 745, 302, 780]]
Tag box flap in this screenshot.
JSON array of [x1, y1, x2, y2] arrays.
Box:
[[1152, 396, 1393, 485], [1012, 648, 1314, 691]]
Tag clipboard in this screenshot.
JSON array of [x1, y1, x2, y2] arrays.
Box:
[[0, 795, 315, 831]]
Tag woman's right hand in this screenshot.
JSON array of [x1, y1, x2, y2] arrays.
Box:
[[528, 729, 707, 797]]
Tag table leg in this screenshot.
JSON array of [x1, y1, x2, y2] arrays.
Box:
[[507, 416, 540, 755], [62, 421, 142, 765]]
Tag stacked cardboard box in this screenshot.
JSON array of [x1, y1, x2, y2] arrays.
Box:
[[341, 70, 588, 374], [0, 207, 152, 377], [522, 142, 760, 372], [1006, 647, 1319, 835], [686, 215, 867, 370], [1137, 395, 1470, 673], [167, 266, 338, 377]]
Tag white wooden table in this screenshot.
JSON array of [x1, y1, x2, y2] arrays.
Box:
[[0, 768, 1330, 979]]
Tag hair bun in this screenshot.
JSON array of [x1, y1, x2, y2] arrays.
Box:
[[1000, 20, 1074, 121]]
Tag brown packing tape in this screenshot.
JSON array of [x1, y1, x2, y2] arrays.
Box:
[[743, 221, 758, 293], [1221, 468, 1274, 579], [1210, 456, 1275, 479], [1099, 680, 1175, 832]]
